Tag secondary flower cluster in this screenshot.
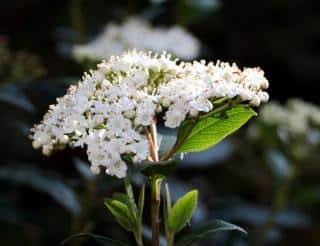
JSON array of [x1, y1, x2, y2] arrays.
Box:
[[259, 99, 320, 135], [31, 50, 269, 178], [73, 18, 200, 61]]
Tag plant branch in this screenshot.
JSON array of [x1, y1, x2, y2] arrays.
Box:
[[144, 127, 157, 161], [150, 117, 159, 161], [160, 120, 196, 161]]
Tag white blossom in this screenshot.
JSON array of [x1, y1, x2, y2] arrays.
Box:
[[259, 99, 320, 135], [73, 17, 200, 61], [31, 50, 269, 178]]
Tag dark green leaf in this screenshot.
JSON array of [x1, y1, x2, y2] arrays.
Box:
[[178, 106, 256, 153], [60, 233, 127, 246], [168, 190, 198, 233], [0, 85, 34, 112], [104, 198, 136, 231], [0, 164, 80, 214], [176, 219, 247, 246]]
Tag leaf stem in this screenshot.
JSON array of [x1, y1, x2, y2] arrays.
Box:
[[160, 120, 196, 161]]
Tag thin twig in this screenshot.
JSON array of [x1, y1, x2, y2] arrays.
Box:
[[150, 117, 159, 161], [144, 127, 157, 161]]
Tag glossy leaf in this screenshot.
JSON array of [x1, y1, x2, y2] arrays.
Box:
[[178, 106, 256, 153], [176, 219, 247, 246], [104, 198, 136, 231], [60, 232, 127, 246], [168, 190, 198, 233]]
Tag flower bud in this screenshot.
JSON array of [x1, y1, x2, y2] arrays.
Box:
[[189, 109, 199, 117], [156, 105, 162, 113], [124, 110, 136, 119], [90, 165, 101, 175], [32, 140, 41, 149], [42, 146, 52, 156], [59, 135, 69, 144], [161, 98, 171, 107]]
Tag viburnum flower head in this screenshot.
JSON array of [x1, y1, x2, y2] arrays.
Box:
[[30, 50, 269, 178], [259, 99, 320, 135], [73, 17, 200, 61]]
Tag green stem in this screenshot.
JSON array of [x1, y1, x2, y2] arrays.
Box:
[[160, 119, 196, 161], [151, 175, 162, 246], [133, 230, 143, 246]]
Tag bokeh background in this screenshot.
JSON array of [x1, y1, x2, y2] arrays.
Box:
[[1, 0, 320, 245]]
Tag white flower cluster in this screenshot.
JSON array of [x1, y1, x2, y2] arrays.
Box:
[[73, 18, 200, 61], [31, 50, 269, 178], [259, 99, 320, 135]]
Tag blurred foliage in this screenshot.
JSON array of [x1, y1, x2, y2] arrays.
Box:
[[0, 37, 46, 84], [1, 0, 320, 245]]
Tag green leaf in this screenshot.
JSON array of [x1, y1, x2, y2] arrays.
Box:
[[124, 177, 137, 215], [168, 190, 198, 233], [60, 232, 127, 246], [178, 106, 256, 153], [104, 199, 136, 231], [176, 219, 247, 246], [112, 193, 131, 207], [0, 85, 34, 112]]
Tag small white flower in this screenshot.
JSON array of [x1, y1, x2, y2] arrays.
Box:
[[107, 159, 127, 178], [130, 140, 150, 163]]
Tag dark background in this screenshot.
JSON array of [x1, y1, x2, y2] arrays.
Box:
[[1, 0, 320, 245]]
